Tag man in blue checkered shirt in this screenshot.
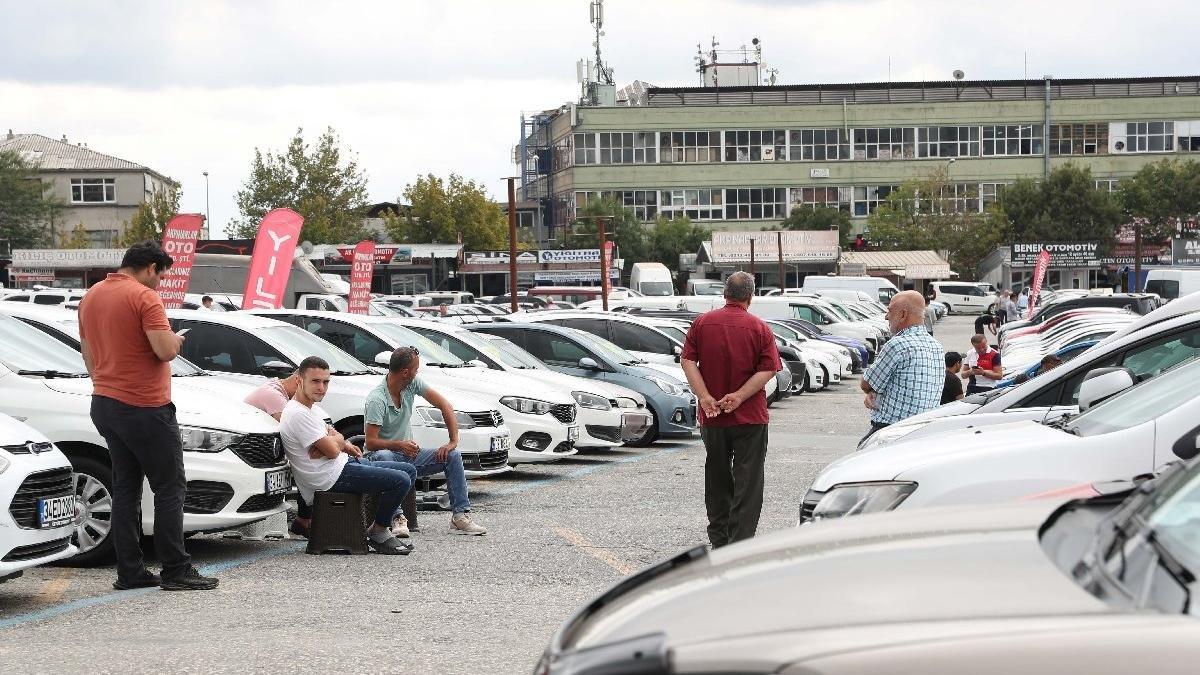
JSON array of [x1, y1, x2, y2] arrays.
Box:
[[859, 290, 944, 444]]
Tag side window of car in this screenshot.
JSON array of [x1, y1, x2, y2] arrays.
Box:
[[558, 318, 609, 340], [1119, 328, 1200, 381], [33, 295, 63, 305], [611, 321, 672, 354], [242, 333, 292, 371], [413, 329, 479, 363], [309, 320, 386, 365], [523, 331, 589, 367], [793, 306, 823, 324], [176, 322, 256, 373]]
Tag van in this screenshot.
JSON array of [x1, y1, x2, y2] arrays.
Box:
[[802, 276, 899, 303], [686, 279, 725, 296], [1144, 269, 1200, 301], [629, 262, 674, 297], [929, 282, 993, 314], [424, 291, 475, 305]]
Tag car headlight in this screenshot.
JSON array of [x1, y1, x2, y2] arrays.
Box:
[[645, 375, 683, 395], [572, 391, 612, 410], [858, 421, 930, 451], [500, 395, 552, 415], [416, 406, 477, 429], [811, 481, 917, 520], [615, 397, 640, 409], [179, 426, 244, 453]]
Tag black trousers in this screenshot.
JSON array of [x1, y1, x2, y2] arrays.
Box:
[[701, 424, 768, 549], [90, 396, 190, 582]]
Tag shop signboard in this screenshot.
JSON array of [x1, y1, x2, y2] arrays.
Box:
[[711, 230, 839, 263], [11, 248, 124, 269], [157, 214, 205, 309], [347, 240, 376, 314], [538, 249, 600, 264], [1172, 238, 1200, 266], [1009, 242, 1099, 267]]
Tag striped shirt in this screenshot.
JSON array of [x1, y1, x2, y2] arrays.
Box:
[[863, 325, 944, 425]]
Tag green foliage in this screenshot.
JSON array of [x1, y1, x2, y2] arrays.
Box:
[[567, 198, 649, 275], [57, 222, 92, 249], [780, 206, 853, 248], [648, 215, 709, 271], [390, 174, 507, 249], [119, 187, 180, 246], [228, 127, 371, 244], [0, 150, 60, 249], [998, 163, 1123, 247], [1120, 159, 1200, 244]]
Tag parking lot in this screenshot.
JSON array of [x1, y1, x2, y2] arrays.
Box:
[[0, 316, 976, 674]]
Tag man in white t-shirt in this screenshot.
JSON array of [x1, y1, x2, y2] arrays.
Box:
[[279, 356, 416, 555]]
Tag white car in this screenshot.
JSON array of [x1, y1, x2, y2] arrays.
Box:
[[248, 310, 582, 465], [802, 358, 1200, 523], [766, 320, 854, 379], [512, 311, 685, 367], [0, 413, 79, 581], [1, 288, 87, 306], [0, 312, 289, 566], [166, 310, 513, 477]]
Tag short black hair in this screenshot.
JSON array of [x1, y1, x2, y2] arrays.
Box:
[[201, 295, 213, 302], [389, 346, 419, 373], [945, 351, 962, 368], [297, 356, 329, 375], [120, 241, 174, 272]]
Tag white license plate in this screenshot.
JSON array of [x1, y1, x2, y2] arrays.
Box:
[[491, 435, 510, 452], [38, 495, 74, 529], [568, 426, 580, 441], [264, 468, 292, 495]]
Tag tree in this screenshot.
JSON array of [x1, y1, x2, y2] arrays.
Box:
[[567, 198, 649, 276], [1120, 158, 1200, 244], [228, 127, 371, 244], [0, 150, 61, 249], [119, 187, 180, 246], [998, 163, 1124, 247], [648, 215, 709, 272], [780, 206, 853, 248], [57, 223, 92, 249], [389, 174, 507, 249]]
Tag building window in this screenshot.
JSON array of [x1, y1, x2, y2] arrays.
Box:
[[574, 190, 658, 222], [981, 183, 1006, 207], [517, 211, 535, 228], [86, 228, 117, 247], [1050, 123, 1108, 155], [597, 132, 657, 164], [788, 129, 848, 161], [722, 130, 787, 162], [70, 178, 116, 203], [573, 134, 596, 165], [1094, 179, 1120, 193], [660, 131, 721, 163], [917, 126, 979, 158], [852, 128, 915, 160], [789, 187, 851, 213], [1180, 135, 1200, 152], [724, 188, 787, 220], [983, 124, 1044, 156], [852, 185, 898, 217], [659, 189, 723, 221], [1123, 122, 1175, 152], [920, 183, 980, 213]]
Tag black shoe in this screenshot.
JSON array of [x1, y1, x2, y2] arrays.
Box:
[[160, 565, 219, 591], [289, 519, 309, 539], [113, 570, 161, 590]]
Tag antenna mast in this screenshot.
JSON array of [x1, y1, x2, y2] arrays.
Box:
[[590, 0, 613, 85]]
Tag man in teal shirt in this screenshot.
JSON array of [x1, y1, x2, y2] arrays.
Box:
[[364, 346, 487, 536]]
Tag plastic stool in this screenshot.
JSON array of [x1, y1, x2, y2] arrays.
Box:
[[305, 492, 368, 555]]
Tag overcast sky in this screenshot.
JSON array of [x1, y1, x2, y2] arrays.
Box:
[[3, 0, 1196, 239]]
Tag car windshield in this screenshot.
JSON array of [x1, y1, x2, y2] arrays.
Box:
[[821, 301, 854, 321], [368, 322, 464, 366], [482, 335, 547, 370], [0, 314, 88, 376], [1141, 464, 1200, 582], [562, 327, 642, 365], [639, 281, 674, 297], [1068, 359, 1200, 437], [656, 325, 687, 343], [692, 283, 724, 296], [259, 325, 374, 375]]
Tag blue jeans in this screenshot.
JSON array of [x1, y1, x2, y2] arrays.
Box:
[[365, 448, 471, 514], [328, 459, 416, 528]]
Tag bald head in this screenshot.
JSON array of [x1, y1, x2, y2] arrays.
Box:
[[886, 290, 927, 332]]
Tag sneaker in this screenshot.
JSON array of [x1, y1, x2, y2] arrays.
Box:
[[390, 515, 410, 539], [160, 565, 219, 592], [113, 570, 161, 591], [450, 513, 487, 536]]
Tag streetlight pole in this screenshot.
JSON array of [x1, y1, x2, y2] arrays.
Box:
[[202, 171, 210, 238], [597, 216, 610, 312], [505, 177, 519, 314]]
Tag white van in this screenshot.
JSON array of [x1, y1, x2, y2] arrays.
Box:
[[1144, 269, 1200, 301], [424, 292, 475, 305], [629, 262, 674, 297], [929, 282, 993, 313], [801, 276, 898, 303]]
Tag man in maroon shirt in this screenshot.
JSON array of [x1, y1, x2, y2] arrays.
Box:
[[681, 271, 782, 548]]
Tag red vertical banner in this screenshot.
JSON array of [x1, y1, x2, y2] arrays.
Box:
[[601, 240, 615, 290], [241, 208, 305, 310], [347, 240, 375, 314], [157, 214, 205, 309], [1028, 248, 1051, 319]]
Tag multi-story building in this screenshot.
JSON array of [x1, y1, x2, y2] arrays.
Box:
[[518, 76, 1200, 246], [0, 131, 178, 247]]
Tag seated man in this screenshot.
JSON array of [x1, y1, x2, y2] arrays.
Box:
[[279, 356, 416, 555], [364, 346, 487, 536]]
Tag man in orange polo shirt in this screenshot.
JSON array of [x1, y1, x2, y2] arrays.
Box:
[[78, 241, 217, 592]]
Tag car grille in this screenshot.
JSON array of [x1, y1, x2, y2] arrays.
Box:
[[467, 411, 504, 427], [2, 537, 72, 563], [184, 480, 235, 514], [550, 404, 577, 424], [229, 434, 285, 468], [463, 450, 509, 471], [237, 493, 285, 513], [9, 468, 74, 529], [584, 425, 623, 443], [799, 490, 824, 524]]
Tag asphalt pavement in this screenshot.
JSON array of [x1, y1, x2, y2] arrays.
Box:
[[0, 315, 980, 674]]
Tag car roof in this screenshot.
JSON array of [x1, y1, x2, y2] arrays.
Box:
[[165, 308, 291, 330], [0, 303, 79, 322], [1104, 290, 1200, 342]]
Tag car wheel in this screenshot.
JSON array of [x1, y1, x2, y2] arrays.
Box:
[[821, 365, 831, 388], [62, 455, 116, 567], [626, 406, 659, 447]]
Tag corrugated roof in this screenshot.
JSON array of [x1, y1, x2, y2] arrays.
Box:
[[840, 250, 949, 268], [0, 133, 175, 184]]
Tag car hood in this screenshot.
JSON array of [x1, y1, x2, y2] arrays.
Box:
[[514, 368, 645, 404], [566, 500, 1112, 655], [898, 398, 981, 423], [423, 365, 574, 404], [634, 361, 687, 382]]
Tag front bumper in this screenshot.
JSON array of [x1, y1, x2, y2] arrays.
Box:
[[656, 393, 698, 438], [506, 409, 579, 464], [414, 422, 512, 478], [575, 406, 642, 448], [1, 453, 79, 576], [169, 448, 291, 535]]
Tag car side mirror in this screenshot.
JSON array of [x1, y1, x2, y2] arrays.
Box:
[[578, 357, 600, 370], [375, 351, 391, 366], [1077, 367, 1136, 412], [260, 360, 295, 379]]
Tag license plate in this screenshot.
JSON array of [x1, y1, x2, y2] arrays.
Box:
[[568, 426, 579, 441], [38, 495, 74, 529], [490, 435, 510, 452], [264, 467, 292, 495]]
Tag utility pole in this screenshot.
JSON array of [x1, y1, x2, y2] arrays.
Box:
[[1043, 75, 1052, 179], [777, 231, 785, 290], [202, 171, 211, 238], [749, 238, 757, 281], [505, 177, 519, 314], [597, 215, 610, 312], [1134, 224, 1143, 292]]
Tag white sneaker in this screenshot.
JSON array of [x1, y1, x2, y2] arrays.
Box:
[[390, 515, 410, 539], [450, 513, 487, 536]]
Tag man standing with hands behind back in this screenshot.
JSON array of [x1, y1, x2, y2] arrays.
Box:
[[79, 241, 218, 592], [681, 271, 782, 549]]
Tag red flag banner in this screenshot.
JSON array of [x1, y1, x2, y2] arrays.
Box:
[[348, 240, 375, 314], [241, 208, 305, 310], [157, 214, 205, 309], [1028, 248, 1051, 319]]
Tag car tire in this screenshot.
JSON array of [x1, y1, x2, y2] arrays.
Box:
[[821, 365, 831, 389], [61, 454, 116, 567], [626, 406, 659, 447]]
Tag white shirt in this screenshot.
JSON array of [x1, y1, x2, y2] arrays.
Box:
[[279, 399, 347, 502]]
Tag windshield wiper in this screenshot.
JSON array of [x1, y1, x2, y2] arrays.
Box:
[[173, 371, 210, 377], [17, 369, 89, 379], [1140, 529, 1195, 609], [331, 370, 372, 376]]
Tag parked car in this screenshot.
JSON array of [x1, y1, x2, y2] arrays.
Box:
[[930, 281, 994, 313], [766, 320, 855, 377], [994, 339, 1100, 388], [468, 323, 697, 445], [998, 293, 1162, 339], [1145, 268, 1200, 301], [802, 274, 900, 302], [0, 412, 79, 582], [538, 454, 1200, 674], [515, 311, 686, 367], [2, 288, 87, 306]]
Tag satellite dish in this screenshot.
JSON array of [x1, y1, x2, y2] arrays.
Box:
[[952, 70, 965, 81], [300, 240, 314, 255]]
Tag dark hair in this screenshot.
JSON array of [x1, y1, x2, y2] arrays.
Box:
[[1041, 354, 1063, 367], [201, 295, 213, 303], [297, 356, 330, 375], [1013, 373, 1031, 384], [945, 351, 962, 368], [120, 241, 173, 272], [389, 346, 419, 373]]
